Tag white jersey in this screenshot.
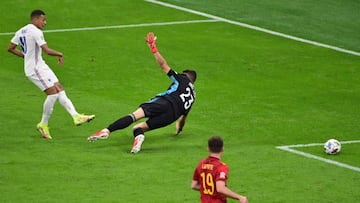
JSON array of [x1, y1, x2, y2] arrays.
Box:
[[11, 24, 47, 76]]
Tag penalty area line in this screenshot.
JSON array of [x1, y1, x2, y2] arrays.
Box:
[[145, 0, 360, 57], [0, 19, 220, 36], [276, 140, 360, 173]]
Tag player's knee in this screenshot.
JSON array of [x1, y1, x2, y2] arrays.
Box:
[[54, 82, 64, 92], [132, 122, 149, 131], [44, 86, 58, 95]]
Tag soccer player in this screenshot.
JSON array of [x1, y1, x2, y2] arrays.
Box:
[[87, 32, 197, 154], [7, 9, 95, 139], [192, 136, 248, 203]]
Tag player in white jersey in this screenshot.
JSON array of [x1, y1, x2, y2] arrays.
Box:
[[7, 9, 95, 139]]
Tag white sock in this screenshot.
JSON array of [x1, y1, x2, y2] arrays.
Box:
[[58, 91, 78, 117], [41, 94, 58, 125]]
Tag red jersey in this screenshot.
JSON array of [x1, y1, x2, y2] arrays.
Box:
[[193, 156, 229, 203]]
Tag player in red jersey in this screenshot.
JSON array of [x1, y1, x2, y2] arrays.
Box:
[[192, 136, 248, 203]]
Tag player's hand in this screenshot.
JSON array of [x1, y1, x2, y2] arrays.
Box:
[[176, 121, 183, 135], [176, 115, 186, 135], [145, 32, 157, 46], [239, 196, 248, 203], [145, 32, 158, 53], [58, 55, 64, 66]]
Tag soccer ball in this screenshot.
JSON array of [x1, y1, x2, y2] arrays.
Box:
[[324, 139, 341, 155]]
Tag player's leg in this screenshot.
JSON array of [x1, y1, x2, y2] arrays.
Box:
[[128, 101, 164, 153], [87, 107, 145, 142], [108, 107, 145, 131], [31, 65, 94, 138], [51, 82, 95, 126], [130, 104, 175, 154], [28, 68, 60, 139], [130, 123, 149, 154]]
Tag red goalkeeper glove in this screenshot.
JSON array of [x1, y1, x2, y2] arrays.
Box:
[[145, 32, 158, 53]]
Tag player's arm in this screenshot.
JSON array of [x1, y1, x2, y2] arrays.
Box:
[[145, 32, 171, 74], [176, 115, 186, 135], [153, 52, 171, 74], [216, 181, 248, 203], [191, 180, 200, 191], [40, 44, 64, 65], [7, 43, 24, 58]]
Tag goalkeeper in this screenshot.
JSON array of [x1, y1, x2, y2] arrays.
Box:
[[88, 32, 197, 154]]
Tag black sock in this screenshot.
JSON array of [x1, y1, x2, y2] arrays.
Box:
[[108, 114, 135, 132], [133, 127, 144, 138]]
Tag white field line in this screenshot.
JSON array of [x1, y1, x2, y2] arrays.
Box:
[[276, 140, 360, 172], [0, 19, 219, 36], [145, 0, 360, 57]]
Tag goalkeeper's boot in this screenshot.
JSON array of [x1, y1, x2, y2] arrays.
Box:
[[130, 134, 145, 154], [87, 129, 110, 142], [37, 122, 52, 139], [73, 114, 95, 126]]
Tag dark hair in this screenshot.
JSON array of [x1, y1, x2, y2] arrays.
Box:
[[208, 136, 223, 153], [183, 69, 197, 83], [31, 10, 45, 19]]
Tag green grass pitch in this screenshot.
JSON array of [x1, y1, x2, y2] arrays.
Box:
[[0, 0, 359, 202]]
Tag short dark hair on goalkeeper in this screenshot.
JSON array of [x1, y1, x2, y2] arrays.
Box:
[[183, 69, 197, 83]]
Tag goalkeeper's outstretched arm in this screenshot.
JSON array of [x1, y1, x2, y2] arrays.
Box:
[[145, 32, 171, 74]]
